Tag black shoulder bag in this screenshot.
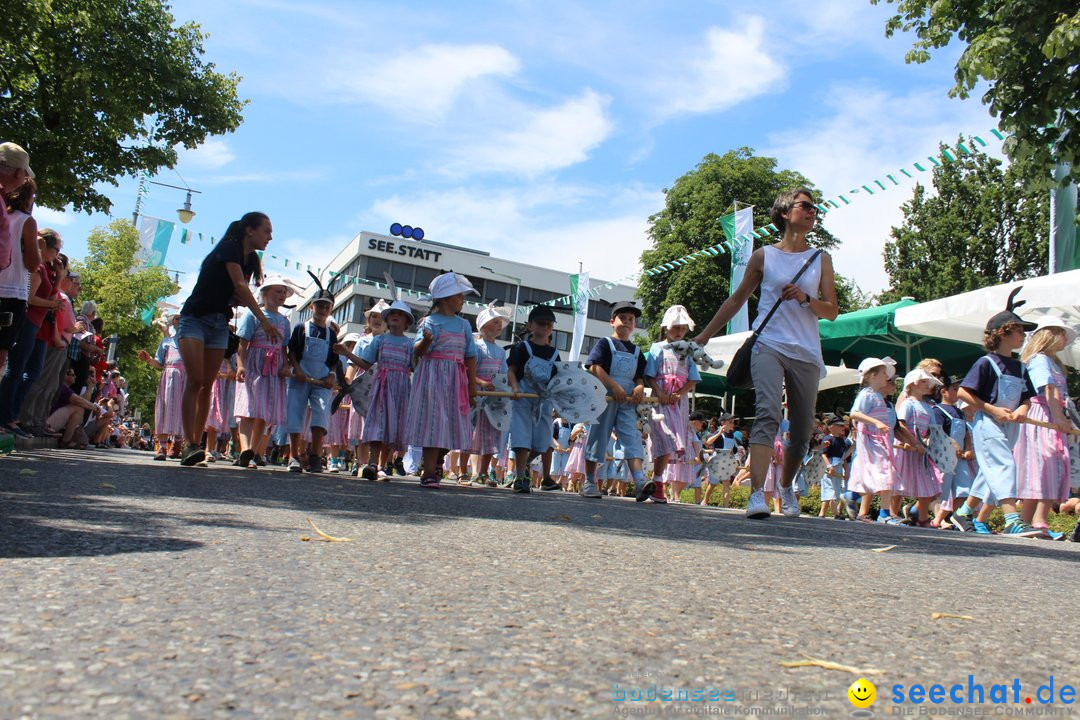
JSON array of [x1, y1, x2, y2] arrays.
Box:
[[725, 249, 822, 390]]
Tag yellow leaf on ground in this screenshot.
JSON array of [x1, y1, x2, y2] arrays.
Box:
[[306, 517, 353, 542], [931, 612, 975, 621], [780, 653, 883, 675], [870, 545, 897, 553]]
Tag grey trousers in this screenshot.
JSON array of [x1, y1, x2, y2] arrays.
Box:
[[748, 342, 820, 463], [19, 344, 68, 427]]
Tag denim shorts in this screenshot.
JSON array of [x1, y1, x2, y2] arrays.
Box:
[[177, 313, 230, 350]]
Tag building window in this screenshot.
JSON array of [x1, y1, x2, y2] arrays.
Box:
[[390, 262, 413, 289], [365, 257, 391, 281], [414, 266, 438, 293]]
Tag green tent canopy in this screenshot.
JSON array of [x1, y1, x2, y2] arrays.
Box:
[[819, 299, 984, 374]]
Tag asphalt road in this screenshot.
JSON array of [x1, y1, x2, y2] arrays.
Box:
[[2, 448, 1078, 719]]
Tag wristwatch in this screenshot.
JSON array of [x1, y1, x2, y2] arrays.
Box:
[[799, 293, 811, 309]]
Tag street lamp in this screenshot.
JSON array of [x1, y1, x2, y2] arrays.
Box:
[[134, 180, 203, 224], [480, 265, 521, 340]]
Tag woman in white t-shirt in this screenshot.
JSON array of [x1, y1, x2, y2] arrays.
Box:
[[693, 188, 839, 520]]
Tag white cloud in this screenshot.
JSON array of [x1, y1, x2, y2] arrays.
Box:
[[367, 182, 661, 281], [765, 84, 1002, 294], [446, 90, 614, 176], [327, 43, 520, 118], [178, 139, 236, 170], [33, 206, 75, 228], [658, 17, 786, 117]]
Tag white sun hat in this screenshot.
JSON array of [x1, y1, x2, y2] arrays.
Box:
[[429, 272, 480, 300], [902, 368, 943, 390], [476, 302, 512, 331], [661, 304, 695, 330], [381, 299, 415, 325], [1029, 314, 1078, 344]]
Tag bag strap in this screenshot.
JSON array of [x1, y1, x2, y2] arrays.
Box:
[[752, 249, 822, 337]]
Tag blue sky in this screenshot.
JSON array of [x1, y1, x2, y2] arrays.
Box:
[[35, 0, 1003, 302]]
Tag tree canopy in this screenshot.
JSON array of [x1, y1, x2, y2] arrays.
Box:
[[880, 143, 1049, 303], [636, 148, 852, 341], [1, 0, 246, 214], [873, 0, 1080, 189], [72, 220, 177, 420]]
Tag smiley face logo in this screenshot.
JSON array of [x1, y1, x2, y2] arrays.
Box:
[[848, 678, 876, 708]]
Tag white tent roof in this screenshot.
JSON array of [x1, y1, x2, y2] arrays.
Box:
[[702, 332, 862, 391], [893, 270, 1080, 368]]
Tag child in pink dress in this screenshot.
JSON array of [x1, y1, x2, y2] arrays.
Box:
[[894, 369, 944, 526]]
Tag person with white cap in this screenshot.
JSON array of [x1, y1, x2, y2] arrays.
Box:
[[848, 357, 903, 523], [138, 314, 185, 461], [643, 305, 701, 504], [1015, 315, 1077, 538], [233, 275, 296, 469], [951, 298, 1043, 536], [351, 299, 416, 481], [894, 368, 945, 526], [466, 302, 512, 487], [405, 272, 480, 487]]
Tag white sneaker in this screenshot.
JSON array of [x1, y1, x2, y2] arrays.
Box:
[[288, 457, 302, 473], [777, 483, 800, 517], [745, 489, 771, 519], [579, 480, 603, 499], [329, 458, 341, 473]]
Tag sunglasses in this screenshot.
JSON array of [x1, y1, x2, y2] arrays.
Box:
[[790, 201, 819, 213]]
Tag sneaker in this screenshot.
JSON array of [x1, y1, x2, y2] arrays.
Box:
[[253, 454, 267, 467], [6, 424, 32, 439], [498, 476, 515, 489], [540, 477, 561, 492], [1041, 529, 1065, 541], [419, 475, 441, 489], [485, 478, 498, 487], [1002, 521, 1045, 538], [179, 443, 205, 467], [856, 514, 875, 524], [649, 485, 667, 504], [376, 469, 389, 481], [361, 464, 378, 481], [972, 520, 993, 535], [288, 457, 302, 473], [457, 474, 473, 486], [635, 480, 656, 503], [777, 483, 800, 517], [580, 480, 602, 498], [950, 513, 975, 532], [307, 456, 323, 474], [745, 489, 771, 519], [154, 452, 167, 461], [1070, 523, 1080, 543], [884, 515, 906, 525], [394, 458, 406, 476], [512, 476, 531, 493], [327, 458, 339, 473]]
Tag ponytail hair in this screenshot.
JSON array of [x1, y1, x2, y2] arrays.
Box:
[[221, 211, 269, 285]]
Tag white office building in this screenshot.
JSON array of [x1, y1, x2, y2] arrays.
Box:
[[293, 229, 643, 360]]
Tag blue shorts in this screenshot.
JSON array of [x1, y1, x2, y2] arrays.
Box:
[[551, 449, 569, 476], [508, 396, 554, 453], [286, 377, 331, 433], [177, 313, 230, 350], [586, 401, 643, 462], [820, 471, 844, 501]]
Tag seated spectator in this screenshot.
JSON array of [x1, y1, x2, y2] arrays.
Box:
[[46, 367, 101, 448], [84, 396, 117, 448]]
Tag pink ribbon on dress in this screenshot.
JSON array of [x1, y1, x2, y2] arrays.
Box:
[[429, 351, 470, 417], [251, 343, 282, 376]]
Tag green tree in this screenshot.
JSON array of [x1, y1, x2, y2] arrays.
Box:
[[873, 0, 1080, 188], [1, 0, 246, 214], [637, 148, 839, 340], [880, 144, 1049, 303], [72, 220, 177, 420]]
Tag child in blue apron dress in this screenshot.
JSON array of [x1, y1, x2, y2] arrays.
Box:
[[931, 375, 977, 529], [507, 305, 562, 493], [286, 291, 338, 473], [952, 305, 1043, 537], [583, 301, 648, 500]]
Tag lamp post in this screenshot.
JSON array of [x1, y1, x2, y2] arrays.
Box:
[[133, 180, 202, 224], [480, 265, 521, 340]]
